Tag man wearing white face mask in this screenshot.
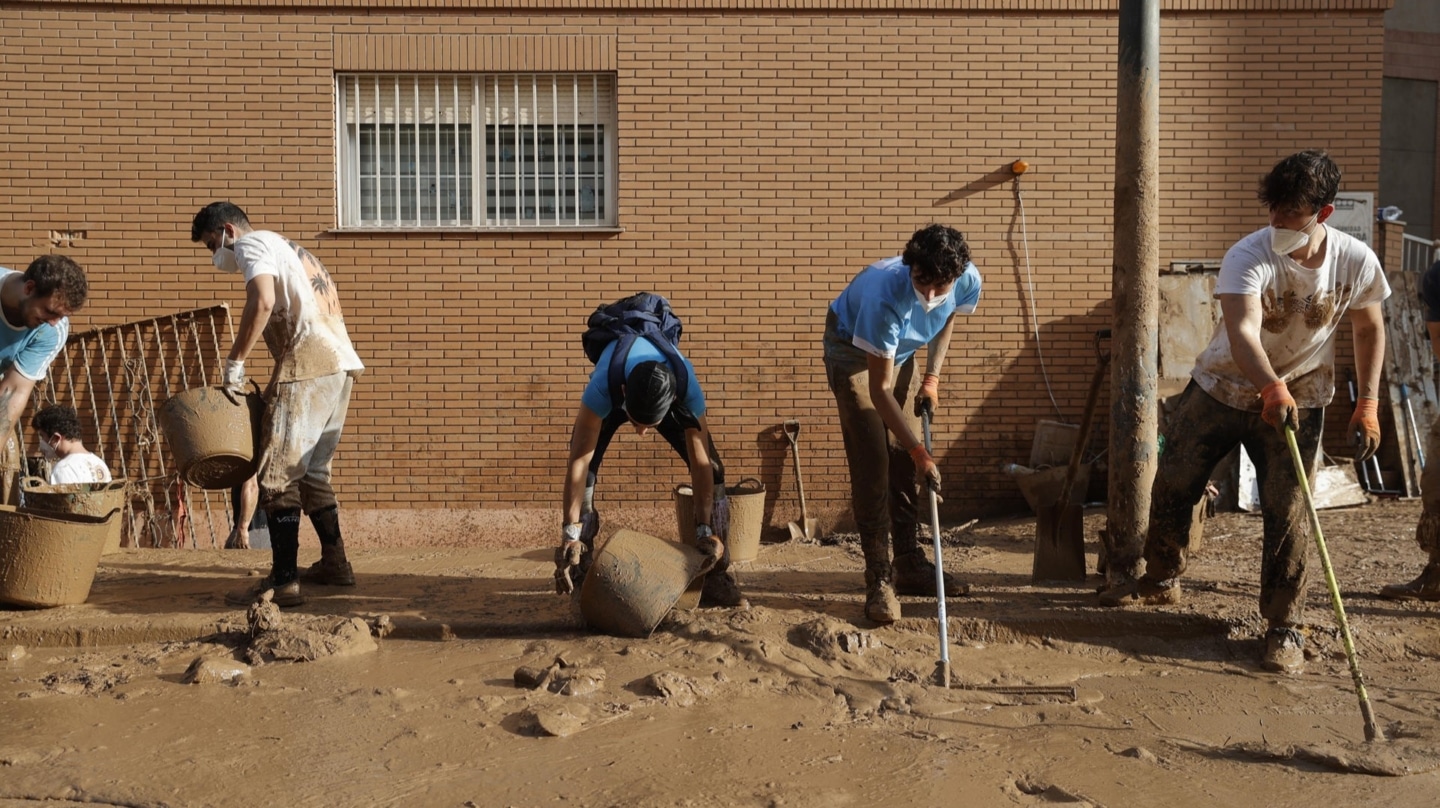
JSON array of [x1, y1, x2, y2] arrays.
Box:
[[31, 404, 110, 485], [190, 202, 365, 608], [1099, 150, 1389, 676], [824, 223, 981, 623]]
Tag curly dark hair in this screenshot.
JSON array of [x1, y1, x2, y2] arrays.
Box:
[[1258, 150, 1341, 214], [902, 224, 972, 286], [190, 201, 251, 243], [24, 255, 88, 311], [32, 404, 83, 441]]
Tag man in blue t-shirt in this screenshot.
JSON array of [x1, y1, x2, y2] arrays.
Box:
[[556, 323, 744, 608], [0, 255, 88, 504], [1382, 257, 1440, 602], [825, 224, 982, 623]]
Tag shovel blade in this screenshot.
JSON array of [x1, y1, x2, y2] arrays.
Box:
[[1032, 503, 1086, 584], [787, 519, 816, 542]]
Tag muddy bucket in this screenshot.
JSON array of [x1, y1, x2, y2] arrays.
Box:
[[674, 478, 766, 563], [157, 386, 262, 490], [579, 528, 713, 638], [0, 505, 121, 608], [20, 477, 129, 555]]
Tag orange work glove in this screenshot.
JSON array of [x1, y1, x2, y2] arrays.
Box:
[[915, 373, 941, 416], [1260, 380, 1299, 433], [909, 444, 941, 494], [1350, 397, 1381, 462]]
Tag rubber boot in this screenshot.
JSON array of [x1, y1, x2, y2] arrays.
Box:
[[864, 564, 901, 624], [227, 508, 304, 607], [1379, 561, 1440, 602], [300, 506, 356, 586]]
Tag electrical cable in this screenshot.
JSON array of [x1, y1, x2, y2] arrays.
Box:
[[1014, 175, 1062, 417]]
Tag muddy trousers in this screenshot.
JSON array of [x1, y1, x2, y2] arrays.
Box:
[[257, 371, 357, 584], [1413, 414, 1440, 563], [823, 319, 925, 579], [1145, 382, 1322, 628]]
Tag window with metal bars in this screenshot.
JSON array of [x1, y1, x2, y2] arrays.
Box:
[[336, 73, 616, 229]]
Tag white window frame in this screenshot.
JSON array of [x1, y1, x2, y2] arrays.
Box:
[[335, 72, 618, 230]]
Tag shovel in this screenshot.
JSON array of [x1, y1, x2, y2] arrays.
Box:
[[920, 404, 951, 688], [1033, 330, 1110, 583], [782, 420, 816, 541]]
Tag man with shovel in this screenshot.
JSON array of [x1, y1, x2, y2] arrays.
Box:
[[555, 294, 745, 609], [1380, 257, 1440, 602], [824, 224, 981, 623], [191, 202, 365, 608], [1099, 150, 1389, 675]]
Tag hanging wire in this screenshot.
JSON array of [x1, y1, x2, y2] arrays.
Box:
[[1015, 178, 1062, 418]]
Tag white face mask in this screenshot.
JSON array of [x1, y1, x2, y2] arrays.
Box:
[[1269, 212, 1319, 256], [212, 230, 241, 274], [913, 284, 950, 313], [38, 436, 58, 461]]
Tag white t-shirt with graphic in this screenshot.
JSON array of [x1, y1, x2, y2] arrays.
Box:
[[1191, 225, 1390, 410], [232, 231, 364, 384], [49, 452, 112, 485]]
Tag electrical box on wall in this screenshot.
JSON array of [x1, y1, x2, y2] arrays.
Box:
[[1330, 191, 1375, 245]]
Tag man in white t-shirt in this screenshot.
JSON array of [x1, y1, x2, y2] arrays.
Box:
[[1099, 150, 1390, 676], [191, 202, 365, 608], [31, 404, 111, 485]]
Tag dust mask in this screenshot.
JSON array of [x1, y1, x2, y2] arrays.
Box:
[[1269, 212, 1319, 256], [212, 230, 241, 274], [914, 285, 950, 313]]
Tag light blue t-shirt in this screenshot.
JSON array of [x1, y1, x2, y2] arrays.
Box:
[[581, 336, 707, 420], [0, 269, 68, 381], [829, 256, 981, 364]]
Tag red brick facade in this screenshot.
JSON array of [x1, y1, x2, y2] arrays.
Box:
[[0, 0, 1391, 544]]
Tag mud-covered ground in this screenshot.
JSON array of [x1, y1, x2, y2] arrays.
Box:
[[3, 499, 1440, 807]]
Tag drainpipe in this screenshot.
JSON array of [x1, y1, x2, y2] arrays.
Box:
[[1105, 0, 1160, 584]]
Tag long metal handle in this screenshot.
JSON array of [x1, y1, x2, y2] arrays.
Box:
[[922, 408, 950, 688], [1285, 425, 1382, 742], [1403, 384, 1426, 470]]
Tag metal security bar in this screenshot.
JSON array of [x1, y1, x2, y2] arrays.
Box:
[[31, 305, 236, 549], [1403, 233, 1439, 273], [338, 72, 615, 229]]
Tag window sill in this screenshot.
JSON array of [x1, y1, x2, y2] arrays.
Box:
[[327, 225, 624, 236]]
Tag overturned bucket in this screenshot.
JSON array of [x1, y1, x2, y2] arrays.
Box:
[[674, 477, 766, 563], [579, 528, 713, 638], [21, 477, 129, 554], [157, 386, 262, 490], [0, 505, 121, 608]]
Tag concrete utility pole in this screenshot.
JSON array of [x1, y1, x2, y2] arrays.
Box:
[[1105, 0, 1160, 584]]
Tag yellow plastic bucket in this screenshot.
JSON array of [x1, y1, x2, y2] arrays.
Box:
[[20, 477, 129, 554], [674, 477, 766, 563]]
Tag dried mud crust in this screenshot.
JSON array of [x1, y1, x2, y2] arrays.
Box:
[[1, 499, 1439, 805]]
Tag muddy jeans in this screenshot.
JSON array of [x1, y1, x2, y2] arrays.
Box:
[[1145, 381, 1322, 627], [257, 371, 357, 513], [823, 310, 924, 575], [1415, 414, 1440, 561]]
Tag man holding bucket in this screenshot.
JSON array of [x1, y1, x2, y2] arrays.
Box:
[[1098, 150, 1389, 676], [191, 202, 364, 608], [824, 224, 980, 624], [556, 294, 745, 609], [0, 255, 88, 505]]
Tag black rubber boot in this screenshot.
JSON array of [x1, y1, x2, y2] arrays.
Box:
[[301, 506, 355, 586]]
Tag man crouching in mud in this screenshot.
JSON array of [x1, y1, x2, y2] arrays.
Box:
[[554, 294, 745, 609], [1099, 150, 1389, 675]]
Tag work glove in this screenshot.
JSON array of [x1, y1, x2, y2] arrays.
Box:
[[553, 522, 588, 595], [1350, 397, 1381, 462], [909, 444, 942, 495], [1260, 380, 1299, 433], [914, 373, 940, 416], [222, 359, 246, 395]]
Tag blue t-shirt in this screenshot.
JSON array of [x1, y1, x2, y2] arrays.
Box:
[[829, 256, 981, 364], [581, 336, 707, 420], [0, 269, 67, 381]]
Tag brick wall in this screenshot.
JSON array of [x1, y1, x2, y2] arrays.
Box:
[[0, 1, 1389, 543]]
